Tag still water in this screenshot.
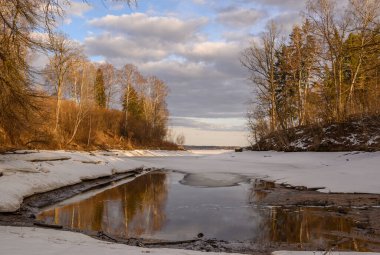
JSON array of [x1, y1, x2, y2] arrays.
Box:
[[37, 171, 367, 249]]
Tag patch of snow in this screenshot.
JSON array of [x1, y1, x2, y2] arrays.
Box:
[[368, 135, 380, 146], [323, 124, 337, 133], [290, 138, 310, 150], [321, 137, 340, 144], [345, 134, 360, 145], [133, 151, 380, 195], [0, 226, 242, 255], [188, 150, 231, 155]]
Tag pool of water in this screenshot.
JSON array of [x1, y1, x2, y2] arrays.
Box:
[[37, 171, 373, 250]]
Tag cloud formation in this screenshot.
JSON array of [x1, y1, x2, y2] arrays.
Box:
[[84, 12, 251, 123], [89, 13, 207, 42], [78, 1, 304, 137], [217, 7, 264, 28]]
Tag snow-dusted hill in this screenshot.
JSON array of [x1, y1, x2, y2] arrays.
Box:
[[253, 115, 380, 152]]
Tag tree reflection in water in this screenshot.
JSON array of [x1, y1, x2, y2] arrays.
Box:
[[37, 172, 378, 251], [37, 172, 168, 239], [266, 206, 371, 251]]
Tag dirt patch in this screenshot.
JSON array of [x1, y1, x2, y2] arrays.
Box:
[[251, 179, 380, 207]]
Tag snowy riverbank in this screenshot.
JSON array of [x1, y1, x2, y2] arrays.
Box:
[[1, 226, 379, 255], [1, 150, 380, 212]]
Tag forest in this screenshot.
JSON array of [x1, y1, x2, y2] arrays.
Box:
[[242, 0, 380, 145], [0, 0, 175, 150]]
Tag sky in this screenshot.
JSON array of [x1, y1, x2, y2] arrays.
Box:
[[58, 0, 308, 146]]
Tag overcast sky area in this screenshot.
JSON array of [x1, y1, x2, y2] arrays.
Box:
[[58, 0, 308, 146]]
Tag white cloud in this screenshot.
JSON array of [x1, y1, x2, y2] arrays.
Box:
[[85, 34, 171, 62], [63, 1, 93, 24], [66, 1, 93, 17], [89, 13, 208, 42], [217, 7, 264, 28]]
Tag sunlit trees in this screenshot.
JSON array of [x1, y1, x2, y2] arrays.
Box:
[[141, 76, 169, 141], [119, 65, 169, 144], [0, 0, 64, 142], [120, 64, 144, 136], [45, 34, 80, 132], [243, 0, 380, 143], [241, 22, 281, 132], [0, 0, 175, 149]]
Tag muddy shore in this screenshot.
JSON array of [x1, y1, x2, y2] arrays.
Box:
[[0, 170, 379, 254]]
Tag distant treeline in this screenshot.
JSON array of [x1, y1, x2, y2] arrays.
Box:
[[0, 1, 176, 150], [242, 0, 380, 144]]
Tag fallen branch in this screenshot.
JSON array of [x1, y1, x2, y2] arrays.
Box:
[[28, 157, 71, 162]]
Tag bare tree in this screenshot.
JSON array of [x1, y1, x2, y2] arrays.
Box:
[[0, 0, 64, 142], [305, 0, 353, 120], [241, 21, 281, 132], [66, 58, 96, 145], [45, 34, 80, 133], [176, 133, 185, 147]]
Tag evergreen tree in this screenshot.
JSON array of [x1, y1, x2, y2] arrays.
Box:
[[123, 86, 142, 119], [94, 68, 106, 108]]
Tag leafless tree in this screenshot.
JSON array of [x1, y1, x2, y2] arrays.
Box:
[[45, 34, 81, 133], [241, 21, 281, 132]]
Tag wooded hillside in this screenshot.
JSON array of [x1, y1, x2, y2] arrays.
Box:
[[242, 0, 380, 148], [0, 1, 176, 150]]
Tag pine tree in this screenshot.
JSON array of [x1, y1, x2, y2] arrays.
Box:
[[94, 68, 106, 108], [123, 86, 142, 119]]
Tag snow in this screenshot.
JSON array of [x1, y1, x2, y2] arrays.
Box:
[[1, 150, 380, 213], [346, 134, 361, 145], [1, 150, 380, 254], [290, 138, 310, 150], [1, 226, 378, 255], [133, 151, 380, 194], [368, 135, 380, 146], [273, 251, 380, 255], [0, 150, 154, 212], [0, 226, 241, 255]]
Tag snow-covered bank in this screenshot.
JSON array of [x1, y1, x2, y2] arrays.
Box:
[[0, 226, 241, 255], [0, 150, 152, 212], [1, 149, 380, 212], [1, 226, 379, 255], [0, 150, 222, 212]]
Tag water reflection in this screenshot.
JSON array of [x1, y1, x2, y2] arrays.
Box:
[[250, 179, 275, 201], [37, 172, 168, 239], [37, 171, 378, 251]]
